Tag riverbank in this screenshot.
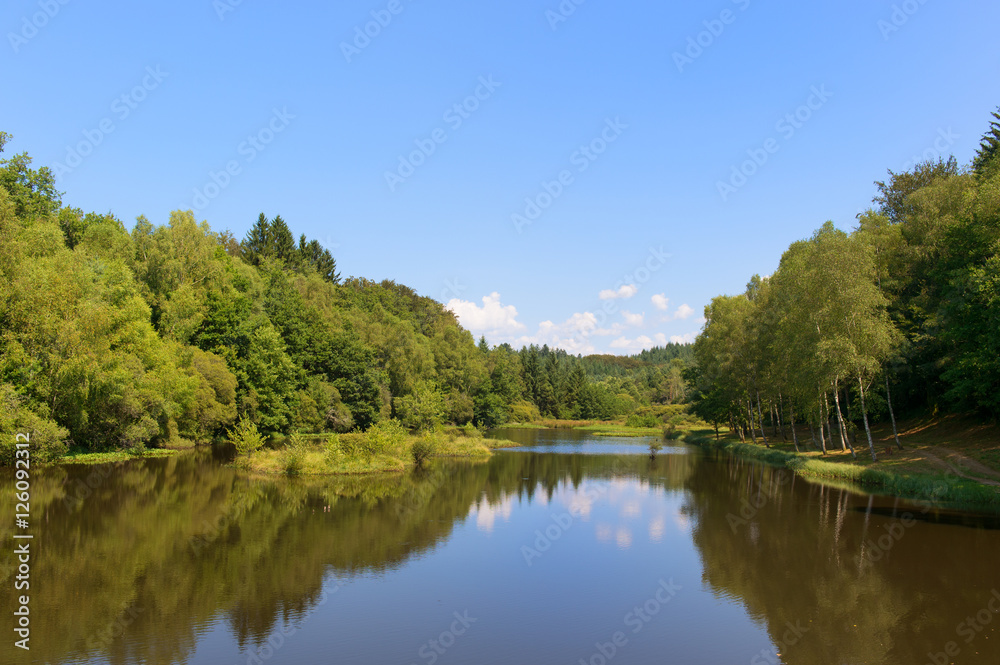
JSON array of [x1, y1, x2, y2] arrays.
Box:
[[239, 425, 518, 476], [504, 420, 667, 437], [684, 416, 1000, 508], [57, 448, 181, 465]]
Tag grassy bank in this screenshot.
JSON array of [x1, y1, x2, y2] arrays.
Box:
[[686, 428, 1000, 508], [573, 423, 665, 437], [58, 448, 180, 465], [239, 422, 518, 476]]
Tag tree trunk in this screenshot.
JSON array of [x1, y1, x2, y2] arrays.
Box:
[[858, 375, 878, 462], [817, 401, 827, 454], [823, 392, 842, 451], [844, 387, 857, 443], [789, 400, 799, 452], [831, 382, 857, 459], [885, 374, 902, 450], [756, 391, 768, 446], [747, 401, 756, 444], [777, 394, 786, 441]]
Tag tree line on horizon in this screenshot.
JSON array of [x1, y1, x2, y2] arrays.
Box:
[[687, 108, 1000, 461], [0, 130, 690, 462]]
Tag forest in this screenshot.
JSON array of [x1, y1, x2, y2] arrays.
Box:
[[688, 109, 1000, 461], [3, 107, 998, 466], [0, 130, 689, 463]]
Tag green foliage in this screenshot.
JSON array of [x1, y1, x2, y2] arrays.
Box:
[[228, 417, 264, 457], [411, 435, 436, 466], [973, 107, 1000, 176], [626, 412, 661, 428], [280, 431, 307, 475], [363, 419, 408, 457], [0, 383, 68, 464], [394, 381, 445, 432], [324, 433, 343, 466]]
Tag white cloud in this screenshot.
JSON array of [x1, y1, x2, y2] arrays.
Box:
[[670, 331, 698, 344], [673, 304, 695, 320], [513, 311, 599, 355], [446, 292, 525, 335], [621, 310, 644, 327], [651, 293, 669, 311], [609, 333, 669, 352], [598, 284, 638, 300]]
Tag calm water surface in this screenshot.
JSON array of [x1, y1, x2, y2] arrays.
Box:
[[2, 429, 999, 665]]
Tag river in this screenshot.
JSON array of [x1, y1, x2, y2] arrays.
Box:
[[2, 428, 998, 665]]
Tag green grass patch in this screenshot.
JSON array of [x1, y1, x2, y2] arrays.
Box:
[[237, 423, 518, 476], [574, 423, 664, 437], [58, 448, 179, 465]]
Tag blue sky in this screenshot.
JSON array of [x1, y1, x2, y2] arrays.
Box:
[[3, 0, 998, 355]]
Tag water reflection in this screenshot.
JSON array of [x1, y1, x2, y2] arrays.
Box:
[[686, 449, 1000, 665], [0, 435, 998, 665]]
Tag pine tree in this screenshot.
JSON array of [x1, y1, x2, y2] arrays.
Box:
[[973, 107, 1000, 175]]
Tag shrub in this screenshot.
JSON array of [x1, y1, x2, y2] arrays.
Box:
[[458, 422, 482, 439], [228, 417, 264, 457], [626, 413, 661, 428], [0, 385, 69, 465], [281, 431, 306, 475], [362, 419, 407, 457], [509, 400, 541, 423], [411, 435, 436, 466], [325, 433, 343, 467]]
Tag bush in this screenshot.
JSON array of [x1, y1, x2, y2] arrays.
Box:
[[228, 417, 264, 457], [626, 413, 661, 428], [362, 419, 407, 456], [325, 433, 343, 467], [281, 431, 306, 475], [458, 422, 482, 439], [0, 385, 69, 465], [509, 400, 541, 423], [411, 435, 436, 466]]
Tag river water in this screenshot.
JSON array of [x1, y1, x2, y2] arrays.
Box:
[[2, 428, 998, 665]]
